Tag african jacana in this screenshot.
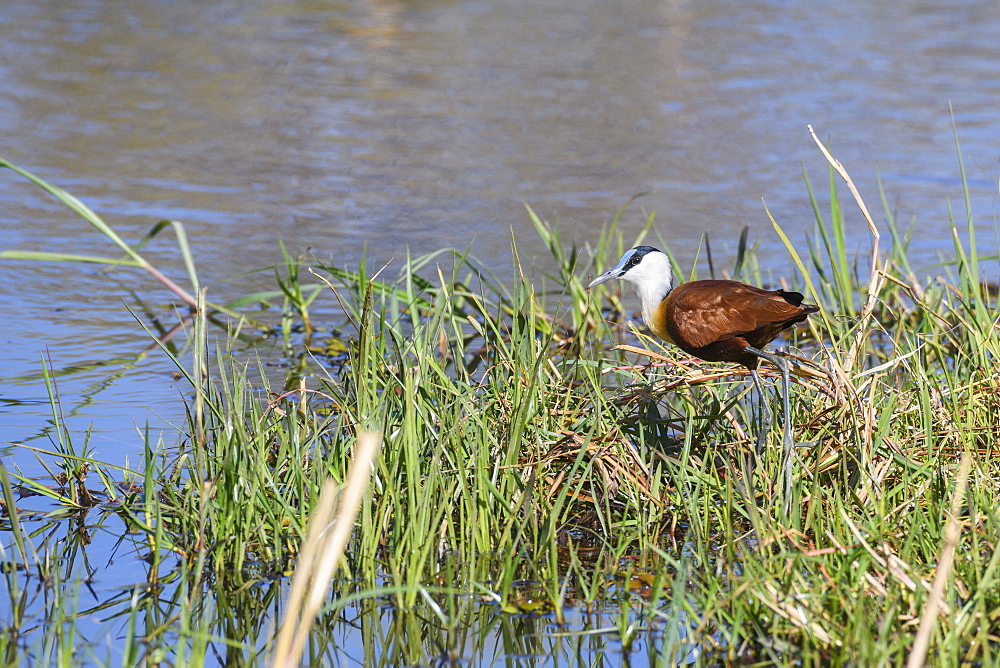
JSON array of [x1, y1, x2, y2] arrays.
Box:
[[588, 246, 818, 501]]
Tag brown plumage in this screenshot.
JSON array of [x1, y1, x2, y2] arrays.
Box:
[[656, 280, 818, 369], [588, 246, 819, 512]]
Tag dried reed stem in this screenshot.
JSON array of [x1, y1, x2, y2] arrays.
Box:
[[906, 452, 972, 668], [807, 124, 883, 373], [270, 431, 382, 668]]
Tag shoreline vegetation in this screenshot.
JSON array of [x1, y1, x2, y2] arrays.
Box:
[[2, 130, 999, 666]]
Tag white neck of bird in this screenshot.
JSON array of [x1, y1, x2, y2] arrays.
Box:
[[623, 252, 675, 332], [636, 276, 673, 331]]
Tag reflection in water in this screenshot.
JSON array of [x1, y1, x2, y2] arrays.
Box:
[[0, 497, 694, 665]]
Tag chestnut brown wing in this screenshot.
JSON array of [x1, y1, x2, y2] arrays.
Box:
[[663, 280, 808, 349]]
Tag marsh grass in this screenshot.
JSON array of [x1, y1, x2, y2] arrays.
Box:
[[2, 136, 1000, 666]]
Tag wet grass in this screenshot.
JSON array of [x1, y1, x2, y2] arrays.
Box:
[[2, 135, 1000, 666]]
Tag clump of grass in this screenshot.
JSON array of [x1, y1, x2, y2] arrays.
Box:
[[2, 126, 1000, 667]]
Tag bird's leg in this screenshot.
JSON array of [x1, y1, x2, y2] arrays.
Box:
[[749, 368, 773, 459], [746, 346, 794, 516]]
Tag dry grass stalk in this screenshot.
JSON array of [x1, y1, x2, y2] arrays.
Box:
[[270, 431, 382, 668], [906, 452, 973, 668], [808, 124, 882, 374]]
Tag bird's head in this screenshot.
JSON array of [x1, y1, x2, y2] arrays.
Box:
[[587, 246, 673, 292]]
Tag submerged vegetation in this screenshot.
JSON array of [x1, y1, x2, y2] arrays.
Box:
[[1, 131, 1000, 666]]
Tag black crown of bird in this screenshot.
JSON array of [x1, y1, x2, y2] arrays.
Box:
[[588, 245, 819, 501]]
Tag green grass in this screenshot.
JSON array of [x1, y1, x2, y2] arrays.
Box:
[[2, 148, 1000, 666]]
